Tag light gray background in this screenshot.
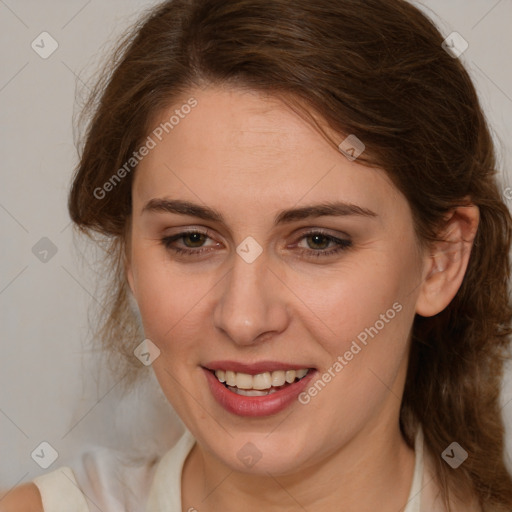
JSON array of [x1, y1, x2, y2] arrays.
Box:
[[1, 0, 512, 492]]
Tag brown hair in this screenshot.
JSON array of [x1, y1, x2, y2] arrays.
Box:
[[68, 0, 512, 509]]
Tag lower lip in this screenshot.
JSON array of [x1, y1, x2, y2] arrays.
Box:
[[203, 368, 317, 417]]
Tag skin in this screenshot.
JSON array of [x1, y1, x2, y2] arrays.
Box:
[[124, 85, 479, 512], [0, 483, 43, 511]]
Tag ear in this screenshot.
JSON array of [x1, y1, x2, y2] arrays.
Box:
[[415, 203, 479, 317]]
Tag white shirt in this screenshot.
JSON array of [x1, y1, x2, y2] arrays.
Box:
[[32, 428, 424, 511]]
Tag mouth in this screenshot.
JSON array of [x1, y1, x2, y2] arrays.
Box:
[[202, 363, 317, 417], [210, 368, 310, 396]]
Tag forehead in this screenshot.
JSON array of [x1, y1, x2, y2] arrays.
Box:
[[132, 86, 405, 223]]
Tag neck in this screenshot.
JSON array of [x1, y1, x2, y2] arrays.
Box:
[[182, 419, 416, 512]]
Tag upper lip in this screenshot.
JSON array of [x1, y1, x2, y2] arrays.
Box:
[[203, 360, 314, 375]]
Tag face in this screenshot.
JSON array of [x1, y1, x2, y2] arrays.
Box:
[[127, 86, 426, 475]]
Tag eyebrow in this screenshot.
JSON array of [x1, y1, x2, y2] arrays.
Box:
[[142, 198, 377, 225]]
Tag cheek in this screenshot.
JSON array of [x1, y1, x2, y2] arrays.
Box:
[[130, 222, 420, 360], [130, 245, 200, 342], [296, 293, 413, 441], [302, 252, 415, 349], [298, 248, 418, 411]]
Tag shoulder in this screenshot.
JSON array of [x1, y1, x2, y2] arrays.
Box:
[[30, 446, 160, 511], [0, 482, 43, 511], [1, 432, 195, 512], [0, 447, 161, 512]]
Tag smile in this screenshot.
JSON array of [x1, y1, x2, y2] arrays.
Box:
[[214, 369, 309, 396], [203, 364, 317, 416]]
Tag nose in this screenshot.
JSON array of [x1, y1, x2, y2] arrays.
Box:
[[213, 249, 290, 346]]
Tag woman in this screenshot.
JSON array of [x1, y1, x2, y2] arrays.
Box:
[[4, 0, 512, 510]]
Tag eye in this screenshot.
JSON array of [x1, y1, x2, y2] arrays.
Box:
[[160, 229, 352, 259], [293, 231, 352, 258], [161, 229, 219, 256]]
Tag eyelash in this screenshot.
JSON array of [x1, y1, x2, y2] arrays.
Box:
[[160, 229, 352, 258]]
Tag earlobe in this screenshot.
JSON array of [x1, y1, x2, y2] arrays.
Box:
[[415, 204, 479, 317]]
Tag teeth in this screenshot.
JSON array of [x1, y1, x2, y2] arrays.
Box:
[[285, 370, 296, 383], [225, 370, 236, 386], [296, 368, 308, 379], [253, 372, 272, 390], [214, 368, 310, 391], [235, 372, 253, 390], [271, 370, 286, 387], [228, 386, 278, 396]]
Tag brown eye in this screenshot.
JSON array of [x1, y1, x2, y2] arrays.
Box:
[[294, 231, 352, 258], [182, 232, 208, 248], [161, 229, 219, 256], [305, 234, 331, 250]]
